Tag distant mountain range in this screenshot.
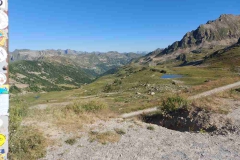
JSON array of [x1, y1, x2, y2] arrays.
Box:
[[10, 14, 240, 93], [9, 50, 146, 93], [141, 14, 240, 64], [10, 49, 146, 74]]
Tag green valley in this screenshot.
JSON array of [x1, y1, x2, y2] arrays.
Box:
[[9, 14, 240, 160]]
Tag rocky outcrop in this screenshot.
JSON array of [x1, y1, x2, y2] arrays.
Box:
[[158, 14, 240, 56], [137, 14, 240, 65]]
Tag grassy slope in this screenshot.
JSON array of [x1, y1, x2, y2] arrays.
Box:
[[10, 60, 93, 92], [11, 58, 239, 114], [9, 43, 240, 159], [204, 43, 240, 68], [10, 42, 240, 113]]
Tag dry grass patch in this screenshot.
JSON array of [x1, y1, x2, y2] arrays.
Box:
[[217, 89, 240, 100], [63, 100, 108, 113], [190, 88, 240, 114], [191, 96, 230, 114], [9, 101, 48, 160], [156, 93, 232, 114], [189, 77, 240, 95], [27, 100, 117, 134], [9, 126, 47, 160], [89, 131, 120, 145], [54, 100, 116, 133]]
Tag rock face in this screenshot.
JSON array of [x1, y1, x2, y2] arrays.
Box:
[[141, 14, 240, 62], [160, 14, 240, 56]]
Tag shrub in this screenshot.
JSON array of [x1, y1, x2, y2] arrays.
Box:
[[65, 138, 77, 145], [103, 84, 113, 92], [113, 79, 122, 85], [64, 100, 108, 114], [147, 126, 155, 130], [161, 96, 188, 114], [235, 88, 240, 92], [103, 81, 121, 92], [160, 70, 167, 74], [200, 128, 206, 134], [9, 85, 21, 94], [141, 67, 148, 71]]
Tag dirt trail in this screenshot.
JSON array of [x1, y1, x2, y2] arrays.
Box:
[[121, 81, 240, 118], [121, 107, 158, 118], [188, 81, 240, 100]]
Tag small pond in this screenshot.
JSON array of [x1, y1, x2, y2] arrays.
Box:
[[161, 74, 183, 79]]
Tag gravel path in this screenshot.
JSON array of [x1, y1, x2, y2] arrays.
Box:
[[121, 107, 158, 118], [189, 81, 240, 100], [36, 82, 240, 160], [39, 99, 240, 160], [40, 117, 240, 160], [121, 81, 240, 118]]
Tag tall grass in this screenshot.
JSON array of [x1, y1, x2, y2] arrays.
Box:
[[9, 101, 47, 160], [63, 100, 108, 114], [53, 100, 114, 133]]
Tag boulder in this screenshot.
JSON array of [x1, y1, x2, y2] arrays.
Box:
[[150, 92, 155, 96]]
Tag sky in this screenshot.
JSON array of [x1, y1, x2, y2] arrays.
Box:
[[10, 0, 240, 52]]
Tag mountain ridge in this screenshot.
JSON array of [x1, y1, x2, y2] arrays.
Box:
[[9, 49, 146, 93], [10, 49, 145, 74], [141, 14, 240, 64]]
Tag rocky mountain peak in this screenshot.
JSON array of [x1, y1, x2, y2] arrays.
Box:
[[157, 14, 240, 56]]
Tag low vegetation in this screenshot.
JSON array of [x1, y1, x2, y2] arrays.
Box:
[[103, 79, 122, 93], [25, 100, 115, 134], [191, 96, 229, 114], [89, 131, 121, 145], [8, 40, 240, 159], [160, 96, 188, 114], [218, 88, 240, 100], [9, 85, 21, 94], [9, 101, 47, 160], [147, 126, 155, 130], [65, 138, 77, 145], [190, 88, 240, 114], [9, 60, 93, 92], [64, 100, 108, 114]]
